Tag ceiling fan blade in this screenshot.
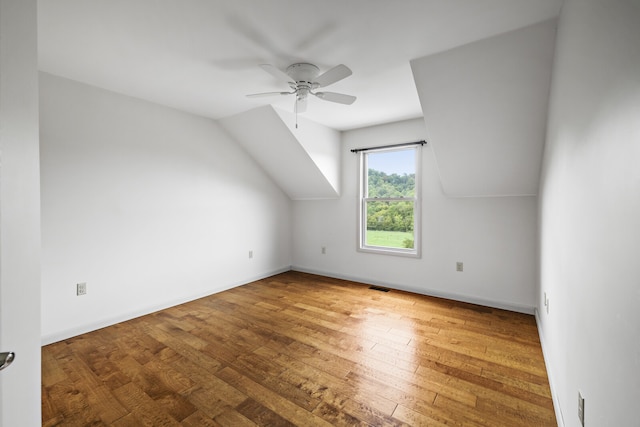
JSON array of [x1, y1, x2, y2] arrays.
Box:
[[293, 23, 338, 53], [259, 64, 294, 85], [314, 64, 352, 87], [246, 91, 292, 98], [314, 91, 356, 105], [228, 16, 289, 62], [295, 97, 308, 113]]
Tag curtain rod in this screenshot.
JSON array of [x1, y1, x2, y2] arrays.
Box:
[[350, 140, 426, 153]]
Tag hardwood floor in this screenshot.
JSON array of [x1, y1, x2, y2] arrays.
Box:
[[42, 271, 556, 426]]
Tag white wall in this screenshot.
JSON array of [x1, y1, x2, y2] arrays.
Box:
[[411, 20, 556, 197], [292, 118, 538, 312], [40, 73, 292, 344], [220, 106, 340, 200], [274, 108, 342, 196], [538, 0, 640, 425], [0, 0, 41, 425]]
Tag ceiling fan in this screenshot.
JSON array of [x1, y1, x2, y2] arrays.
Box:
[[247, 63, 356, 114]]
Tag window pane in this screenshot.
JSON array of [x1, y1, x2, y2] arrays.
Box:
[[365, 200, 414, 249], [359, 146, 420, 257], [367, 150, 415, 197]]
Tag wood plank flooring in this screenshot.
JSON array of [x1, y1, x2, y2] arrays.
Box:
[[42, 271, 556, 426]]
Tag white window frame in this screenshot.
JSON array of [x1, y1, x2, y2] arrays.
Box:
[[357, 145, 421, 258]]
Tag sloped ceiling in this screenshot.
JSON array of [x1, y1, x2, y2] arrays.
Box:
[[219, 106, 341, 200], [36, 2, 563, 199], [411, 20, 557, 197], [37, 0, 563, 131]]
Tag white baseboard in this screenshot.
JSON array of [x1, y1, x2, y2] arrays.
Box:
[[41, 266, 292, 346], [535, 308, 564, 427], [291, 265, 535, 315]]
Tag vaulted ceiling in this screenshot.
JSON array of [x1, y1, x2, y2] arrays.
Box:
[[38, 0, 562, 198], [38, 0, 561, 131]]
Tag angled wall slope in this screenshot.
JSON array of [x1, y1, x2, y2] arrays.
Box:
[[220, 106, 341, 200], [411, 20, 557, 197]]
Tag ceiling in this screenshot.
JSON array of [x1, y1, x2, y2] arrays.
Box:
[[38, 0, 563, 131]]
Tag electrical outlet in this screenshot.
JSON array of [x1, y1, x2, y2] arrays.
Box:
[[248, 250, 253, 259], [321, 246, 326, 255], [76, 282, 87, 296], [456, 262, 463, 272], [578, 391, 585, 426], [544, 292, 549, 314]]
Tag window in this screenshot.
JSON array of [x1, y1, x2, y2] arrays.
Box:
[[358, 145, 421, 257]]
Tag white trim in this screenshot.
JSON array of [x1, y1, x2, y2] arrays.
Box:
[[535, 308, 564, 427], [358, 244, 420, 258], [291, 265, 535, 315], [41, 266, 292, 345]]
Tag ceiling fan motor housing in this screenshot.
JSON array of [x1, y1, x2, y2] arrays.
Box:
[[286, 63, 320, 83], [286, 63, 321, 99]]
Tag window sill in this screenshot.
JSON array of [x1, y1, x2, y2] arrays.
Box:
[[358, 246, 421, 258]]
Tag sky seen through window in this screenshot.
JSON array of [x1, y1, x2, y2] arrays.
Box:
[[367, 149, 415, 175]]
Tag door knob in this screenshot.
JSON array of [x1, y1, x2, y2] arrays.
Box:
[[0, 352, 15, 371]]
